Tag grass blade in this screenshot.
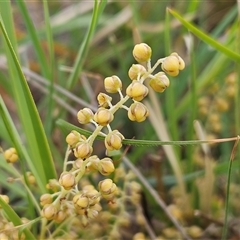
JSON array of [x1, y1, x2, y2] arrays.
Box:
[[168, 8, 240, 63], [0, 15, 56, 187], [67, 0, 107, 89], [16, 0, 50, 78], [0, 196, 36, 240]]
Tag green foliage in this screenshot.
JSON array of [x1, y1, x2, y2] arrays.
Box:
[[0, 1, 239, 239]]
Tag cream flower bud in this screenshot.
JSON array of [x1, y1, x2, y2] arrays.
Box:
[[128, 102, 149, 122], [132, 43, 152, 63], [46, 179, 60, 192], [94, 108, 114, 126], [73, 158, 84, 170], [85, 189, 100, 206], [98, 179, 117, 195], [73, 193, 89, 209], [4, 148, 18, 163], [161, 52, 185, 76], [104, 75, 122, 93], [26, 171, 36, 185], [149, 72, 170, 92], [97, 93, 112, 108], [54, 210, 66, 223], [74, 142, 93, 159], [98, 157, 115, 176], [0, 195, 9, 208], [104, 130, 124, 151], [42, 204, 57, 220], [128, 64, 147, 81], [126, 81, 149, 101], [87, 208, 99, 219], [66, 130, 86, 147], [77, 108, 94, 124], [59, 172, 76, 190], [40, 193, 53, 206]]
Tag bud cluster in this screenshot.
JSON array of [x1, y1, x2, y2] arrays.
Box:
[[40, 43, 185, 227]]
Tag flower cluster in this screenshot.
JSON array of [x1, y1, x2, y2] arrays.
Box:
[[40, 43, 185, 226]]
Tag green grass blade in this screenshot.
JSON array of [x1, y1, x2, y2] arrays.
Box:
[[0, 196, 36, 240], [57, 119, 237, 147], [168, 8, 240, 63], [16, 0, 50, 78], [43, 1, 55, 135], [0, 15, 56, 186], [0, 96, 46, 191], [67, 0, 107, 89]]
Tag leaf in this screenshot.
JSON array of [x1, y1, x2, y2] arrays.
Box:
[[168, 8, 240, 63]]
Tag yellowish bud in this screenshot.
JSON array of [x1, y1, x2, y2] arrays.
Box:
[[104, 130, 124, 151], [133, 232, 146, 240], [74, 142, 93, 159], [128, 64, 147, 81], [128, 102, 149, 122], [98, 157, 115, 175], [26, 171, 36, 185], [59, 172, 76, 190], [85, 189, 100, 206], [42, 204, 57, 220], [4, 148, 18, 163], [161, 52, 185, 76], [126, 81, 149, 101], [215, 97, 229, 112], [73, 193, 89, 209], [54, 210, 66, 223], [0, 195, 9, 208], [94, 108, 114, 126], [46, 179, 60, 192], [187, 225, 203, 238], [87, 208, 99, 219], [77, 108, 94, 124], [104, 75, 122, 93], [149, 72, 170, 92], [66, 130, 86, 147], [40, 193, 53, 206], [132, 43, 152, 63], [97, 93, 112, 108], [98, 179, 117, 195], [73, 158, 84, 169]]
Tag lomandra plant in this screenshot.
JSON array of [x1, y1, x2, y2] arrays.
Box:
[[1, 1, 240, 240], [1, 43, 185, 239]]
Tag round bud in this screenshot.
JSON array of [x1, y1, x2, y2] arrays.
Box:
[[40, 193, 53, 206], [0, 195, 9, 208], [74, 142, 93, 159], [161, 52, 185, 76], [98, 179, 117, 195], [132, 43, 152, 63], [59, 172, 76, 190], [126, 81, 149, 101], [104, 130, 124, 151], [77, 108, 94, 124], [54, 210, 66, 223], [149, 72, 170, 92], [66, 131, 86, 147], [128, 64, 147, 81], [98, 157, 115, 176], [94, 108, 114, 126], [4, 148, 18, 163], [73, 193, 89, 209], [128, 102, 149, 122], [86, 189, 100, 206], [41, 204, 57, 220], [26, 172, 36, 185], [97, 93, 112, 108], [104, 75, 122, 93]]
